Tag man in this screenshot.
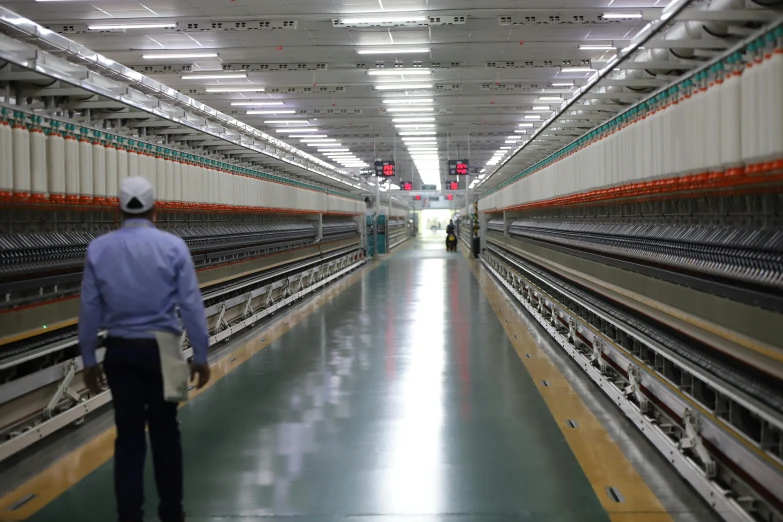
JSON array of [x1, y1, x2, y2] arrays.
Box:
[[446, 220, 456, 251], [79, 176, 211, 522]]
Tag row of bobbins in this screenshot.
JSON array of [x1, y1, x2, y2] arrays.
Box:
[[481, 26, 783, 213]]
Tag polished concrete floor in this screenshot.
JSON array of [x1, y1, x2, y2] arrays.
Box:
[[30, 239, 613, 521]]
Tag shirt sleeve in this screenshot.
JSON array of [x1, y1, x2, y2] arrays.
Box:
[[78, 247, 104, 368], [174, 240, 210, 365]]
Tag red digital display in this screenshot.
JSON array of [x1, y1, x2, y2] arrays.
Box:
[[448, 181, 459, 190], [374, 160, 396, 177], [401, 181, 413, 191], [448, 159, 470, 176], [446, 194, 454, 201], [414, 195, 422, 201]]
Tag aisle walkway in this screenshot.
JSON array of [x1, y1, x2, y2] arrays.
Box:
[[30, 239, 614, 521]]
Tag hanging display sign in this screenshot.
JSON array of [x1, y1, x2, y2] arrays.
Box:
[[448, 159, 469, 176], [374, 160, 396, 177], [421, 184, 437, 191]]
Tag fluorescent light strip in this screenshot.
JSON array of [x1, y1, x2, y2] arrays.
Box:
[[143, 52, 218, 59], [276, 128, 320, 133], [402, 138, 437, 142], [205, 87, 265, 93], [387, 107, 435, 112], [399, 131, 436, 136], [357, 48, 430, 55], [248, 110, 296, 115], [392, 117, 435, 123], [300, 139, 337, 143], [579, 44, 617, 50], [341, 16, 427, 24], [382, 98, 434, 104], [560, 67, 595, 73], [375, 84, 433, 91], [395, 124, 436, 129], [538, 97, 561, 101], [88, 23, 176, 30], [264, 120, 308, 124], [318, 149, 349, 152], [551, 82, 574, 87], [519, 123, 535, 127], [602, 12, 643, 19], [289, 134, 327, 138], [182, 73, 247, 80], [532, 106, 551, 111], [514, 130, 527, 134], [230, 101, 285, 106], [524, 116, 541, 120], [368, 68, 431, 76]]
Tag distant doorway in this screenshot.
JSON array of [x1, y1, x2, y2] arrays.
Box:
[[420, 209, 454, 237]]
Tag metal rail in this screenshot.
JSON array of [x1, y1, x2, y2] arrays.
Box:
[[482, 240, 783, 522]]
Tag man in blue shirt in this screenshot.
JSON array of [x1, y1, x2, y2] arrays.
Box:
[[79, 176, 210, 522]]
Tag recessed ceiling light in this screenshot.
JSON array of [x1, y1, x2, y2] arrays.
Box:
[[143, 52, 218, 59], [392, 117, 436, 123], [88, 23, 177, 30], [514, 130, 527, 134], [551, 82, 574, 87], [231, 101, 285, 106], [382, 99, 434, 104], [500, 147, 511, 150], [357, 47, 430, 55], [602, 12, 643, 19], [519, 123, 535, 127], [532, 106, 551, 111], [375, 83, 433, 91], [386, 107, 435, 112], [505, 140, 519, 144], [524, 115, 541, 120], [368, 68, 431, 76], [182, 73, 247, 80], [205, 87, 265, 93], [276, 128, 320, 133]]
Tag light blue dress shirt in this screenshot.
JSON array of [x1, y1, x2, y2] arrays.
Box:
[[78, 219, 209, 367]]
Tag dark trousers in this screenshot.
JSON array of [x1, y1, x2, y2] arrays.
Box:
[[104, 338, 184, 522]]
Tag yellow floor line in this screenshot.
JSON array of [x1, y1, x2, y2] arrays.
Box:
[[462, 244, 672, 522], [0, 254, 390, 521]]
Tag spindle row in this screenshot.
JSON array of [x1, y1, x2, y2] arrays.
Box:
[[480, 27, 783, 213], [0, 110, 364, 214]]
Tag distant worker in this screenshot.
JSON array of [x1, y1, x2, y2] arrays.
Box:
[[446, 220, 457, 252], [79, 177, 211, 522]]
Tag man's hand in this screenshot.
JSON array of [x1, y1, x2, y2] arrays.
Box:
[[83, 365, 105, 395], [190, 363, 211, 389]]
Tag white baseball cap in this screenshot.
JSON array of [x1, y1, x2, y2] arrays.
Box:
[[119, 177, 156, 214]]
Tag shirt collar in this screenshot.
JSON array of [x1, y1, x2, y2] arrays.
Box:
[[122, 218, 155, 229]]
